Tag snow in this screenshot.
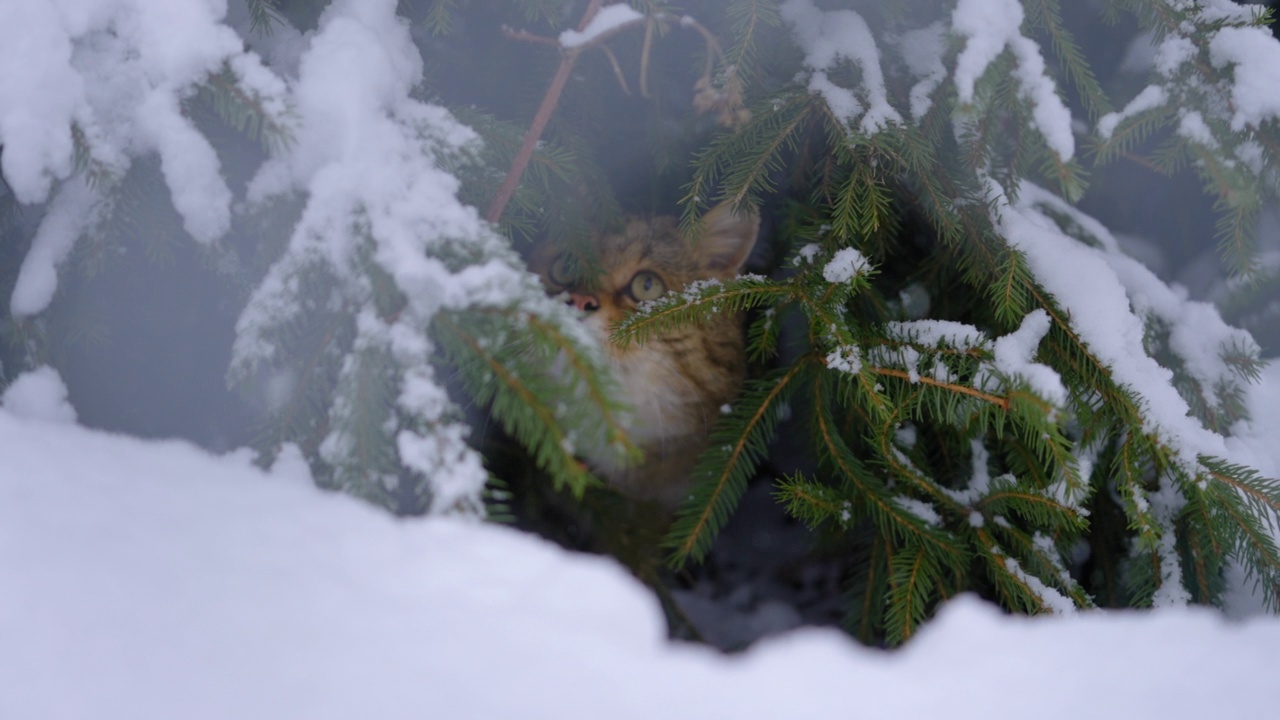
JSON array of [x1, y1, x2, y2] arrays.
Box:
[[894, 22, 947, 120], [825, 344, 863, 374], [1208, 26, 1280, 132], [1197, 0, 1268, 24], [1, 0, 276, 313], [945, 439, 994, 506], [780, 0, 902, 135], [1151, 473, 1193, 609], [0, 367, 77, 423], [894, 495, 942, 527], [5, 407, 1280, 718], [1001, 555, 1075, 615], [1154, 35, 1196, 76], [951, 0, 1074, 160], [137, 87, 232, 242], [1097, 84, 1168, 140], [991, 181, 1261, 473], [821, 247, 870, 283], [558, 3, 643, 49], [0, 1, 79, 204], [888, 319, 987, 351], [9, 176, 100, 316], [1177, 110, 1217, 148], [796, 243, 820, 264], [990, 309, 1066, 408]]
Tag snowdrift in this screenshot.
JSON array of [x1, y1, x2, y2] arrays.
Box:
[[3, 396, 1278, 719]]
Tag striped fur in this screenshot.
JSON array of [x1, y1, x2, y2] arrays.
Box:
[[532, 203, 760, 505]]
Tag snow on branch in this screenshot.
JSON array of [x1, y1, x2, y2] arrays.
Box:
[[558, 3, 644, 48], [1097, 85, 1168, 140], [952, 0, 1075, 161], [1208, 26, 1280, 132], [231, 0, 570, 515], [989, 179, 1260, 474], [9, 178, 100, 317], [1, 0, 292, 316], [779, 0, 901, 135]]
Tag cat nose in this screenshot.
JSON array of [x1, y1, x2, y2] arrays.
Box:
[[568, 291, 599, 312]]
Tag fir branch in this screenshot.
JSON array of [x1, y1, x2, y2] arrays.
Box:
[[745, 306, 782, 363], [815, 374, 966, 559], [1114, 435, 1161, 548], [884, 542, 940, 645], [485, 0, 605, 223], [201, 66, 292, 153], [1201, 457, 1280, 523], [844, 531, 889, 644], [974, 529, 1070, 614], [978, 487, 1085, 531], [774, 474, 854, 529], [1206, 478, 1280, 610], [611, 275, 793, 348], [681, 90, 822, 231], [434, 311, 601, 496], [1023, 0, 1113, 120], [665, 361, 808, 566], [868, 366, 1011, 408], [988, 249, 1034, 326], [423, 0, 464, 35], [69, 124, 117, 191], [829, 161, 896, 240], [723, 0, 783, 89], [321, 342, 401, 505], [525, 312, 637, 455], [1211, 183, 1262, 278], [246, 0, 285, 35], [1091, 104, 1174, 167], [1179, 486, 1227, 605]]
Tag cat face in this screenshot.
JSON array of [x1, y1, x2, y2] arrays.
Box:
[[532, 203, 759, 353], [531, 202, 760, 503]]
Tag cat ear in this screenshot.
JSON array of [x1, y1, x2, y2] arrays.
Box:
[[694, 201, 760, 277]]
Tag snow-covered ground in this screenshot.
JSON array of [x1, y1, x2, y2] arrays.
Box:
[[3, 370, 1279, 720]]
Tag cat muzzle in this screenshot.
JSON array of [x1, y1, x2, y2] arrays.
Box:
[[568, 291, 599, 312]]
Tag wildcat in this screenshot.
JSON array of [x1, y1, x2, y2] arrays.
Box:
[[532, 202, 760, 507]]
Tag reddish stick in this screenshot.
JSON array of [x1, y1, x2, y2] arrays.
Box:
[[484, 0, 604, 224]]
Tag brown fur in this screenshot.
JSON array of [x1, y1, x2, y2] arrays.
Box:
[[531, 203, 760, 506]]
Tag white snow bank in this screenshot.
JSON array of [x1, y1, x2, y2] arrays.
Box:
[[3, 409, 1280, 719], [0, 366, 76, 423]]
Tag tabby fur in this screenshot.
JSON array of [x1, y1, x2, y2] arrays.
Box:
[[532, 203, 760, 506]]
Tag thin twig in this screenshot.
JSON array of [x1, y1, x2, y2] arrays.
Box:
[[485, 0, 604, 224], [601, 45, 631, 94], [501, 26, 560, 46], [485, 5, 728, 223]]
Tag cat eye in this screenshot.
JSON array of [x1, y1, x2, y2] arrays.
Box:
[[548, 253, 575, 286], [627, 270, 666, 302]]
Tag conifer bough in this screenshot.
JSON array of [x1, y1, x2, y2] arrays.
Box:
[[2, 0, 1279, 648]]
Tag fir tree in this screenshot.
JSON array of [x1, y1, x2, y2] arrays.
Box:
[[3, 0, 1280, 650]]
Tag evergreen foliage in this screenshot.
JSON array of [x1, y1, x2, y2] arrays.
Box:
[[603, 0, 1279, 643], [3, 0, 1280, 650]]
